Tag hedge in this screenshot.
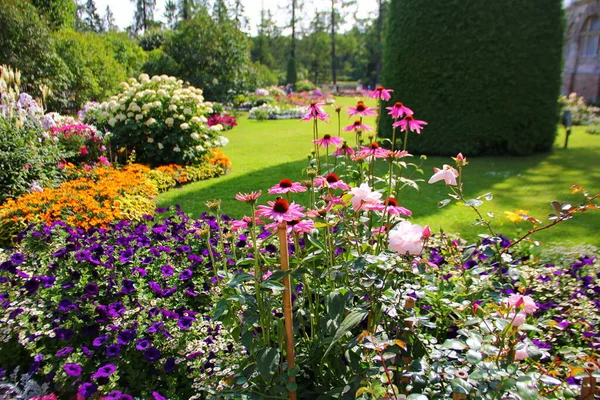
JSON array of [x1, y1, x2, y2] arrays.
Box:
[[379, 0, 564, 156]]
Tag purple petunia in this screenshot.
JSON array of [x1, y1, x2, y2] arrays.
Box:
[[164, 357, 176, 373], [144, 347, 161, 362], [58, 299, 75, 312], [55, 347, 74, 357], [117, 329, 136, 345], [63, 363, 82, 376], [160, 265, 174, 277], [106, 344, 121, 357], [177, 316, 194, 330], [78, 382, 98, 398], [92, 334, 109, 347], [178, 269, 193, 280], [136, 338, 151, 351], [152, 392, 167, 400], [91, 363, 116, 379], [10, 253, 25, 265], [121, 279, 135, 294], [84, 282, 99, 295]]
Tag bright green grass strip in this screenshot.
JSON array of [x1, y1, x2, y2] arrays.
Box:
[[157, 98, 600, 247]]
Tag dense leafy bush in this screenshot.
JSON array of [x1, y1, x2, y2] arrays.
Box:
[[82, 74, 228, 167], [379, 0, 564, 156], [559, 93, 600, 125]]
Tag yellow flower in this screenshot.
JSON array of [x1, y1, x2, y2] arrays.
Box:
[[505, 209, 528, 223]]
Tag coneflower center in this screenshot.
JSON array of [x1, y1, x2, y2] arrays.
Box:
[[323, 134, 331, 140], [279, 179, 293, 188], [288, 219, 300, 226], [377, 86, 384, 91], [353, 120, 361, 126], [356, 101, 366, 112], [394, 102, 404, 108], [273, 198, 290, 213], [326, 173, 339, 183], [385, 198, 398, 207], [405, 115, 414, 121], [370, 142, 380, 150]]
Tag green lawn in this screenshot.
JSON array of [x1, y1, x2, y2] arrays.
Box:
[[157, 97, 600, 247]]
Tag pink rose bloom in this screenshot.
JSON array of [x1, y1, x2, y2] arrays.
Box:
[[505, 294, 537, 314], [349, 183, 382, 211], [514, 346, 528, 361], [388, 221, 425, 255], [428, 165, 459, 186], [509, 312, 527, 327]]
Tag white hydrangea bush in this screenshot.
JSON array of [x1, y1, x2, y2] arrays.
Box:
[[82, 73, 228, 167]]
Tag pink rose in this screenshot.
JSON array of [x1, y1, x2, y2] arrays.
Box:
[[388, 221, 425, 255], [509, 312, 527, 327], [505, 294, 537, 314]]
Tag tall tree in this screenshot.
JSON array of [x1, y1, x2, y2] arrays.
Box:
[[231, 0, 247, 29], [104, 5, 117, 31], [131, 0, 157, 33], [164, 0, 178, 27], [179, 0, 196, 20], [329, 0, 356, 90], [82, 0, 103, 32], [30, 0, 76, 30], [286, 0, 303, 84], [212, 0, 229, 24]]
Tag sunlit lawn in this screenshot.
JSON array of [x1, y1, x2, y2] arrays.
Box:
[[157, 96, 600, 247]]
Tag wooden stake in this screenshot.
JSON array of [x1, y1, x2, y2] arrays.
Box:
[[278, 222, 297, 400], [580, 376, 597, 400]]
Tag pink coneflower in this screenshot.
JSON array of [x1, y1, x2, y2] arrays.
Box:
[[386, 101, 413, 119], [381, 198, 413, 216], [369, 86, 393, 101], [268, 179, 307, 194], [301, 101, 329, 122], [343, 119, 373, 133], [235, 190, 262, 203], [386, 150, 411, 160], [333, 142, 355, 156], [357, 142, 389, 159], [231, 215, 263, 231], [347, 101, 378, 117], [256, 199, 305, 222], [428, 165, 459, 186], [392, 115, 428, 134], [314, 173, 351, 191], [269, 218, 316, 234], [313, 134, 343, 148]]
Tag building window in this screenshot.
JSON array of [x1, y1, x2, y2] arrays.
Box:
[[580, 16, 600, 57]]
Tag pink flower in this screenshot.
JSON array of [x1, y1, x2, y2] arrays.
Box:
[[25, 164, 30, 169], [235, 190, 262, 203], [392, 115, 427, 134], [505, 294, 538, 314], [377, 198, 412, 216], [428, 165, 459, 186], [268, 179, 307, 195], [422, 225, 432, 239], [79, 146, 88, 156], [369, 86, 393, 101], [313, 134, 343, 148], [347, 101, 378, 117], [256, 199, 305, 222], [344, 120, 373, 133], [268, 219, 316, 234], [509, 312, 527, 327], [302, 101, 329, 122], [386, 101, 414, 119], [98, 156, 110, 166], [514, 346, 528, 361], [388, 221, 425, 255], [314, 174, 351, 191], [349, 183, 382, 211], [357, 142, 389, 159], [333, 143, 355, 156], [387, 150, 411, 160], [231, 215, 263, 231]]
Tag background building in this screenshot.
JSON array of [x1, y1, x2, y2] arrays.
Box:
[[563, 0, 600, 102]]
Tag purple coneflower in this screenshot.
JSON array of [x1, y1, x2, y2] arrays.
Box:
[[268, 179, 307, 195], [386, 101, 413, 119], [314, 174, 351, 191], [347, 101, 378, 117], [357, 142, 389, 159], [369, 86, 393, 101], [235, 190, 262, 203], [256, 199, 305, 222], [343, 120, 373, 133], [301, 101, 329, 121], [313, 134, 343, 148], [333, 142, 355, 156], [392, 115, 428, 134]]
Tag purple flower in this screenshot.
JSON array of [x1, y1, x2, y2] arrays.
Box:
[[132, 267, 147, 277], [179, 269, 193, 280], [24, 278, 40, 294], [153, 392, 167, 400], [106, 344, 121, 357], [148, 322, 164, 334], [55, 347, 74, 357], [119, 248, 134, 263], [149, 281, 162, 294], [78, 382, 98, 398], [108, 302, 126, 318], [164, 357, 176, 373], [58, 299, 74, 312], [92, 334, 109, 347], [121, 279, 135, 294], [56, 328, 74, 341], [117, 329, 136, 345], [144, 347, 161, 362], [84, 283, 99, 295], [40, 275, 56, 288], [177, 316, 194, 330], [63, 363, 82, 376], [160, 265, 174, 277], [10, 253, 25, 265], [91, 363, 116, 379], [136, 338, 151, 351]]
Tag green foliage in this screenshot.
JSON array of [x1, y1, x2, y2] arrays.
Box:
[[30, 0, 76, 30], [102, 31, 148, 76], [0, 0, 70, 98], [138, 28, 169, 51], [146, 12, 252, 101], [294, 79, 316, 92], [0, 119, 64, 203], [286, 57, 297, 85], [380, 0, 564, 156], [52, 30, 127, 109], [247, 62, 279, 90]]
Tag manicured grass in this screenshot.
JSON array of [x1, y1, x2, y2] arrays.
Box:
[[157, 97, 600, 247]]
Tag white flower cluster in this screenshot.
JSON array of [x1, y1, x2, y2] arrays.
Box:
[[248, 103, 305, 120], [82, 74, 228, 165]]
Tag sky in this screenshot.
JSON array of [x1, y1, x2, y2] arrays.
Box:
[[94, 0, 380, 35]]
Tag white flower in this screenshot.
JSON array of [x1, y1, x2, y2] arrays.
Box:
[[127, 112, 134, 118], [30, 182, 43, 193], [168, 104, 177, 111], [165, 117, 174, 126], [388, 221, 425, 255], [180, 123, 189, 130], [108, 118, 117, 127], [183, 107, 192, 115], [147, 137, 154, 143], [195, 145, 205, 152], [210, 124, 223, 131], [117, 114, 126, 121], [190, 132, 200, 140], [157, 142, 164, 150], [145, 118, 156, 126], [173, 145, 181, 152], [191, 116, 202, 124], [135, 114, 143, 121], [350, 183, 382, 211]]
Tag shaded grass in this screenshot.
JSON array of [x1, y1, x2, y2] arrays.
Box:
[[157, 97, 600, 247]]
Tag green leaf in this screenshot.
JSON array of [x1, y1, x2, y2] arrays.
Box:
[[227, 272, 254, 287], [213, 298, 227, 320], [256, 347, 280, 381], [438, 199, 451, 208], [259, 280, 285, 292], [306, 234, 327, 252], [442, 339, 467, 350], [322, 309, 368, 359], [326, 291, 346, 322], [465, 199, 484, 207], [466, 349, 482, 364]]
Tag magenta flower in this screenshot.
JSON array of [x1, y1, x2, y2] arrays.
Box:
[[91, 363, 116, 379], [347, 101, 378, 117], [314, 174, 351, 191], [357, 142, 389, 159], [392, 115, 428, 134], [63, 363, 82, 377], [301, 101, 329, 122], [343, 120, 373, 133], [256, 199, 305, 222], [268, 179, 307, 195], [369, 86, 393, 101], [231, 215, 263, 231], [376, 198, 413, 216], [428, 165, 459, 186], [313, 134, 343, 148], [235, 190, 262, 203], [386, 101, 413, 119], [289, 219, 316, 234]]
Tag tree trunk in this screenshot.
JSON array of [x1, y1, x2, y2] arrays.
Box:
[[331, 0, 337, 90]]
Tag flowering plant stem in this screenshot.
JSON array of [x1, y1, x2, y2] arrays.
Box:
[[277, 222, 297, 400], [250, 204, 269, 345]]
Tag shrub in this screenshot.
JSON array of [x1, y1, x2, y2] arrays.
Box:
[[82, 74, 228, 167], [295, 79, 316, 92], [559, 92, 600, 125], [379, 0, 564, 156]]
